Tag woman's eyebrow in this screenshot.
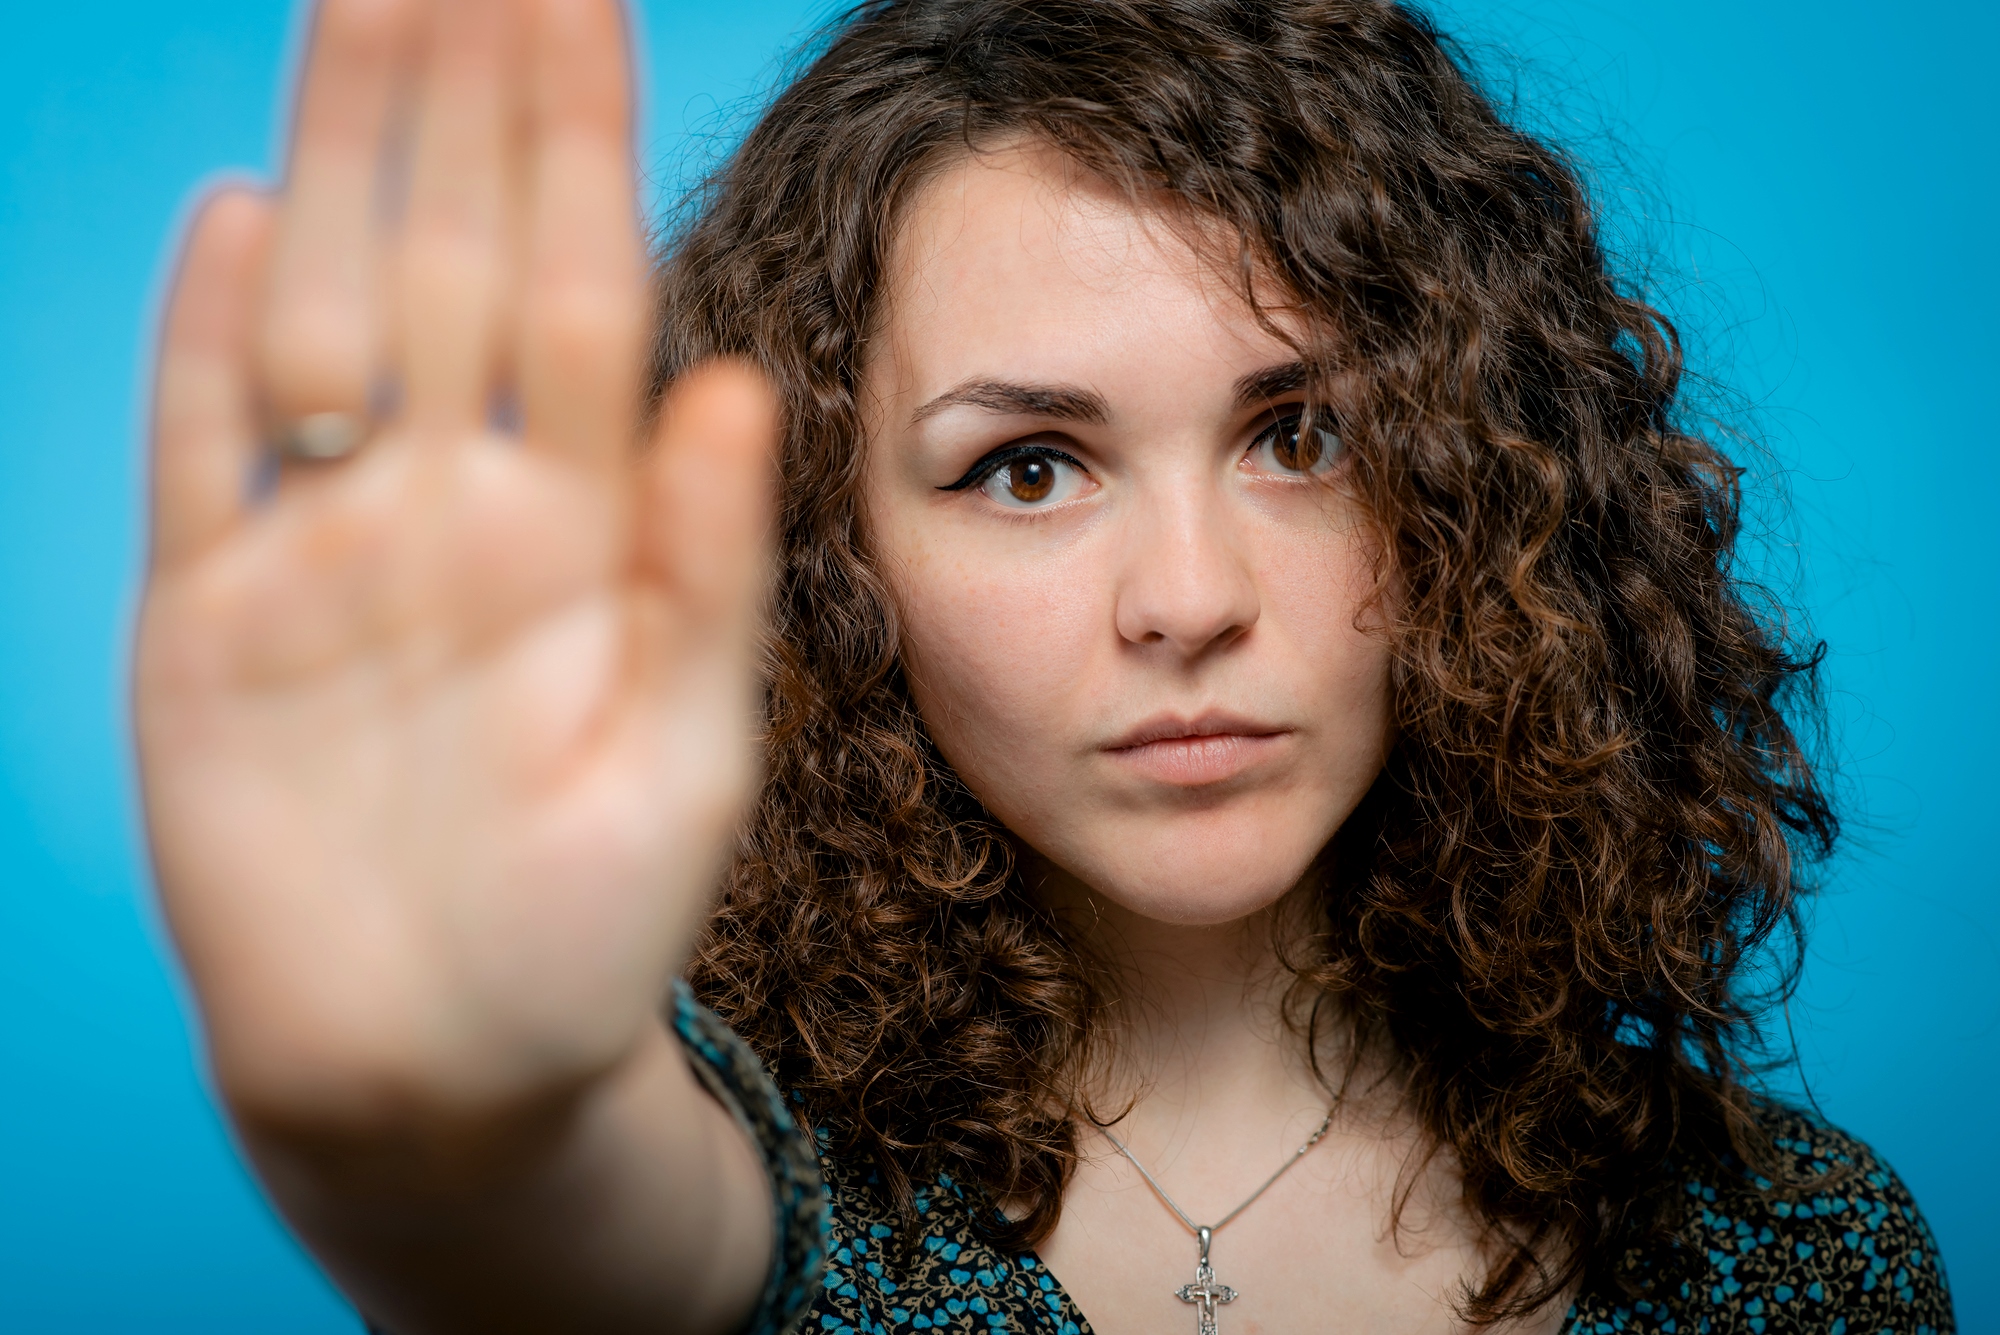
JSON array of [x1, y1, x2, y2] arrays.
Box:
[[909, 378, 1110, 425], [1233, 360, 1309, 410], [908, 361, 1306, 426]]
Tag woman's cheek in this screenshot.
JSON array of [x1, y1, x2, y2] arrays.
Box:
[[896, 547, 1105, 819]]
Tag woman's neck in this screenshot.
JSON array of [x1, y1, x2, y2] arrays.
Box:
[[1033, 860, 1347, 1161]]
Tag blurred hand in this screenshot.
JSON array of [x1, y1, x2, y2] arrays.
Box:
[[136, 0, 774, 1136]]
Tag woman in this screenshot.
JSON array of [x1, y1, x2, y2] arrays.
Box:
[[135, 0, 1954, 1331]]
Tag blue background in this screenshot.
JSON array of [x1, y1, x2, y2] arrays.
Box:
[[1, 1, 1992, 1328]]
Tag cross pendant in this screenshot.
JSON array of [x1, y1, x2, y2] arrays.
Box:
[[1173, 1226, 1238, 1335]]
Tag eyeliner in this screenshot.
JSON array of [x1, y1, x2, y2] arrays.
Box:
[[937, 444, 1087, 491]]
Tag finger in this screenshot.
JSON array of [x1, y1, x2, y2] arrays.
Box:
[[517, 0, 644, 469], [151, 188, 278, 569], [397, 0, 521, 433], [259, 0, 419, 422], [640, 362, 778, 643]]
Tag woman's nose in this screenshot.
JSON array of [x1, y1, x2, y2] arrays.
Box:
[[1111, 486, 1261, 659]]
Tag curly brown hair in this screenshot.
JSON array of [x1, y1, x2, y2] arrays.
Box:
[[654, 0, 1836, 1318]]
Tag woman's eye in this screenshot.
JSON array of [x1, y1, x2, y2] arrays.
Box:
[[1248, 412, 1342, 477], [976, 452, 1086, 508]]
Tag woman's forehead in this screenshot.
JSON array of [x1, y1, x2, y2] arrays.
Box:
[[869, 143, 1302, 414]]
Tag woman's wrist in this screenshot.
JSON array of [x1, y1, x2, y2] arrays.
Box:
[[221, 1010, 685, 1203]]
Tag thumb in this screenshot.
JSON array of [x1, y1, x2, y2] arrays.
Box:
[[638, 359, 780, 638]]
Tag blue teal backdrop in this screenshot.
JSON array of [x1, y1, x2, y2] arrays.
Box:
[[1, 1, 1992, 1328]]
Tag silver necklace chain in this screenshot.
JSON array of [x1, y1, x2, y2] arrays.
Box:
[[1100, 1107, 1336, 1335], [1101, 1106, 1335, 1236]]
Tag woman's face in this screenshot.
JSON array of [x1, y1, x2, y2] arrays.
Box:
[[861, 144, 1392, 927]]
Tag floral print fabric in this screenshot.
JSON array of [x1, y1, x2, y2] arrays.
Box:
[[669, 990, 1953, 1335]]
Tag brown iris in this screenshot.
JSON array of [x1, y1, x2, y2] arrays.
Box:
[[1271, 415, 1325, 472], [1003, 457, 1057, 502]]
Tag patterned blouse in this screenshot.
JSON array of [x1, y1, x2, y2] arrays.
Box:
[[666, 984, 1956, 1335]]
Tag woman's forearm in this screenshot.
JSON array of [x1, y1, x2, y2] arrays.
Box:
[[239, 1018, 773, 1335]]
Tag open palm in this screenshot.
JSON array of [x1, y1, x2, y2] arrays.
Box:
[[136, 0, 773, 1124]]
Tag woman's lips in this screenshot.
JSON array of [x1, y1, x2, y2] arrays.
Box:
[[1103, 714, 1290, 787]]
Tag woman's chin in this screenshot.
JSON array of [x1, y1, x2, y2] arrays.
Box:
[[1091, 876, 1305, 928], [1001, 787, 1349, 931], [1032, 827, 1326, 930]]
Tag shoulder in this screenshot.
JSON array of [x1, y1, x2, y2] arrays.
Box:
[[671, 983, 1086, 1334], [1571, 1098, 1954, 1334], [668, 982, 832, 1335], [813, 1148, 1087, 1334]]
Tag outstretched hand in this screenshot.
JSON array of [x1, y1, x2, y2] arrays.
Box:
[[138, 0, 774, 1132]]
